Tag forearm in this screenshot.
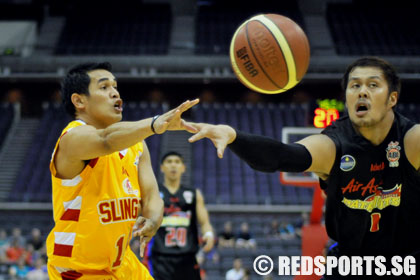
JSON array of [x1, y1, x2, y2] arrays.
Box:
[[101, 118, 154, 151], [141, 194, 164, 226], [228, 130, 312, 172], [201, 221, 213, 235]]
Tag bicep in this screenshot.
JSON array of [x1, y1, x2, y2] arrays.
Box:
[[59, 125, 111, 161], [297, 134, 336, 176], [137, 142, 159, 201]]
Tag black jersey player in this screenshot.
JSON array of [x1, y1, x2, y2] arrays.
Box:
[[147, 151, 214, 280], [187, 57, 420, 278]]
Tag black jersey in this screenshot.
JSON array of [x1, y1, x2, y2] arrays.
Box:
[[150, 185, 199, 255], [321, 112, 420, 257]]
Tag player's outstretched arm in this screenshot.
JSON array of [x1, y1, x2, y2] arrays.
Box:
[[133, 142, 164, 257], [58, 99, 199, 161], [188, 122, 336, 176], [196, 189, 214, 253]]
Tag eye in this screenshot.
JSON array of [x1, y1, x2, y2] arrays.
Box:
[[369, 83, 377, 88], [350, 83, 360, 89], [100, 85, 107, 90]]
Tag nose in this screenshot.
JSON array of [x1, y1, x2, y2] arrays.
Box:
[[111, 87, 120, 99], [358, 85, 369, 98]]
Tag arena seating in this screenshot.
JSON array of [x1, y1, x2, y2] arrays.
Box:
[[327, 1, 420, 56], [190, 103, 314, 205], [195, 0, 305, 54], [55, 3, 171, 55]]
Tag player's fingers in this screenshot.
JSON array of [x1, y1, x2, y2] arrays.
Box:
[[216, 142, 227, 159], [139, 236, 151, 258], [179, 98, 199, 113], [188, 131, 207, 143], [133, 216, 146, 231], [182, 120, 198, 133]]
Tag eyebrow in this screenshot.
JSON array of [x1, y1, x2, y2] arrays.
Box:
[[97, 77, 117, 84], [349, 75, 382, 81]]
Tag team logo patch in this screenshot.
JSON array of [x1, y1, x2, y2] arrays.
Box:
[[122, 178, 139, 196], [340, 155, 356, 171], [386, 141, 400, 168], [183, 191, 193, 204]]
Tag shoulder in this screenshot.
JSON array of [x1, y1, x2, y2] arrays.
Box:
[[404, 124, 420, 170]]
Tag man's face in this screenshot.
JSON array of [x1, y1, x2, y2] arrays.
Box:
[[160, 155, 185, 181], [345, 66, 396, 128], [82, 69, 122, 127]]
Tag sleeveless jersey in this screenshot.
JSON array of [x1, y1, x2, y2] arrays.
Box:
[[150, 185, 199, 255], [46, 120, 144, 271], [321, 112, 420, 256]]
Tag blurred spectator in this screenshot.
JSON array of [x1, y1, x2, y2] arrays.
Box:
[[0, 229, 9, 263], [27, 228, 44, 252], [24, 244, 35, 266], [243, 268, 250, 280], [8, 228, 26, 248], [6, 239, 25, 263], [225, 258, 244, 280], [199, 89, 216, 104], [148, 88, 166, 104], [26, 258, 48, 280], [236, 222, 256, 249], [242, 90, 263, 104], [218, 221, 235, 248], [50, 89, 62, 106], [265, 219, 280, 238], [279, 222, 296, 240], [6, 89, 22, 104], [9, 257, 29, 279]]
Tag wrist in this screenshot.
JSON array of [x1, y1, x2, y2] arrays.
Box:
[[203, 231, 214, 239], [151, 115, 160, 134]]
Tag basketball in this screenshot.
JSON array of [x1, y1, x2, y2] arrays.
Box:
[[230, 14, 310, 94]]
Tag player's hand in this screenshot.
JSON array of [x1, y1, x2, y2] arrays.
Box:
[[202, 233, 215, 253], [187, 123, 237, 158], [153, 99, 200, 134], [133, 216, 159, 258]]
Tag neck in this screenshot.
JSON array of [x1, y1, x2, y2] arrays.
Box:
[[76, 114, 108, 129], [355, 110, 395, 145], [164, 177, 181, 194]]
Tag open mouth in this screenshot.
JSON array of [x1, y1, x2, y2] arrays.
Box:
[[114, 100, 123, 112], [355, 102, 369, 116]]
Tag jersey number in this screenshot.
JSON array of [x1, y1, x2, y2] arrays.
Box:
[[112, 235, 126, 268], [165, 227, 187, 247], [370, 213, 381, 232]]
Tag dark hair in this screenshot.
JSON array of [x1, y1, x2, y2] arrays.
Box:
[[341, 57, 401, 97], [61, 62, 112, 117], [161, 151, 184, 164]]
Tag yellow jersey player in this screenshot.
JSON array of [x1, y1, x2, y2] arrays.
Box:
[[46, 62, 199, 279]]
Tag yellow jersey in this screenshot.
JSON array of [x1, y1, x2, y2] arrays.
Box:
[[46, 120, 143, 272]]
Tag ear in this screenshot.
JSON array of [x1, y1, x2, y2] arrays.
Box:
[[71, 93, 86, 110], [388, 91, 398, 108]]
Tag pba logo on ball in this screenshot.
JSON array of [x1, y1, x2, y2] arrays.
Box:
[[340, 155, 356, 171]]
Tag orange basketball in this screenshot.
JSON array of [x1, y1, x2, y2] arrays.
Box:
[[230, 14, 310, 94]]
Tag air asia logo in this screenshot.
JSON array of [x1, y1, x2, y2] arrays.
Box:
[[340, 155, 356, 171], [342, 184, 402, 213], [386, 141, 400, 168], [342, 178, 380, 196]]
